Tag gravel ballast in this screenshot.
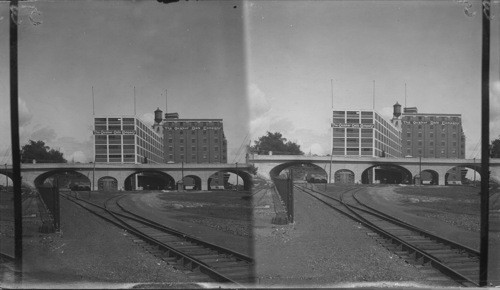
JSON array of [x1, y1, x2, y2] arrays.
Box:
[[253, 188, 455, 287], [1, 195, 198, 288]]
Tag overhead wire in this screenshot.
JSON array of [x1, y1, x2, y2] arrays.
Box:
[[232, 132, 250, 163]]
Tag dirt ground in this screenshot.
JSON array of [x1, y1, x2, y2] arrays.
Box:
[[252, 186, 456, 288]]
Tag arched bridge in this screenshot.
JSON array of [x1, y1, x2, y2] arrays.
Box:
[[248, 154, 500, 185], [0, 163, 252, 191]]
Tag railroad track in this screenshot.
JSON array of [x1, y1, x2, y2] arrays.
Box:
[[61, 192, 254, 286], [295, 184, 480, 287]]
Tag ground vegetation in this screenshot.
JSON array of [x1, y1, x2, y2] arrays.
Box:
[[21, 140, 66, 163], [249, 132, 303, 155]]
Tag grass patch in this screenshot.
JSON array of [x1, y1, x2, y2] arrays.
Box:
[[393, 186, 480, 231], [158, 191, 252, 221]]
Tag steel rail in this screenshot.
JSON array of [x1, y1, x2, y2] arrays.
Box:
[[112, 195, 253, 263], [61, 192, 251, 285], [349, 191, 480, 256], [295, 185, 479, 287]]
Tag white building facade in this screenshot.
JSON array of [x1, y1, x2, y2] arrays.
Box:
[[332, 110, 402, 158]]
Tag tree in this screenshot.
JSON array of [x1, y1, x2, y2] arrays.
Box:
[[491, 136, 500, 158], [249, 132, 304, 155], [21, 140, 66, 163]]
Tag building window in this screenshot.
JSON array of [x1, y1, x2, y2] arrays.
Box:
[[407, 132, 411, 137], [169, 146, 173, 151], [441, 133, 446, 138], [453, 141, 457, 146], [192, 146, 196, 151], [418, 141, 422, 146], [441, 141, 445, 146], [203, 139, 207, 144], [180, 139, 184, 143], [192, 155, 196, 160], [418, 125, 422, 129], [180, 131, 184, 135], [430, 141, 434, 146], [418, 133, 422, 137], [406, 141, 411, 145], [430, 125, 434, 129], [430, 133, 434, 138], [180, 147, 184, 152], [168, 138, 173, 143], [203, 146, 207, 151]]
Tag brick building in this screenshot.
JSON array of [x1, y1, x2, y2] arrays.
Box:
[[152, 108, 228, 164], [391, 103, 466, 184]]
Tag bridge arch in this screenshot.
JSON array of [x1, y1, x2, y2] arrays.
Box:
[[33, 169, 91, 189], [98, 176, 118, 191], [0, 171, 13, 190], [443, 165, 481, 186], [361, 164, 412, 184], [334, 169, 355, 184], [420, 169, 439, 185], [182, 175, 202, 190], [207, 170, 253, 191], [124, 170, 175, 191], [268, 161, 327, 180]]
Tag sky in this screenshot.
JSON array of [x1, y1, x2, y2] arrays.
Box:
[[245, 0, 500, 158], [0, 0, 499, 166]]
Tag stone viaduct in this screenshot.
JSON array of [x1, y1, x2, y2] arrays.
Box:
[[248, 154, 500, 185], [0, 163, 252, 191]]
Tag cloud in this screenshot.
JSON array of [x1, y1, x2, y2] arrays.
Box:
[[29, 126, 57, 143], [249, 83, 271, 119], [48, 136, 93, 163], [67, 151, 87, 163], [19, 98, 33, 127], [303, 143, 325, 155], [140, 112, 155, 126], [379, 106, 394, 121], [295, 128, 331, 156], [249, 84, 274, 140], [490, 80, 500, 139]]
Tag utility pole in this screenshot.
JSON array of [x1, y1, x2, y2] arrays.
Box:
[[479, 0, 491, 285], [473, 158, 476, 186], [329, 79, 334, 185], [4, 164, 8, 188], [9, 0, 23, 279], [419, 155, 422, 186]]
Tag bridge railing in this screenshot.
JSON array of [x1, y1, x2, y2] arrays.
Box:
[[271, 174, 294, 223]]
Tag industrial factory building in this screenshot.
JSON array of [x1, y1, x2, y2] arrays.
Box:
[[331, 109, 402, 158], [93, 116, 164, 164], [152, 108, 228, 164]]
